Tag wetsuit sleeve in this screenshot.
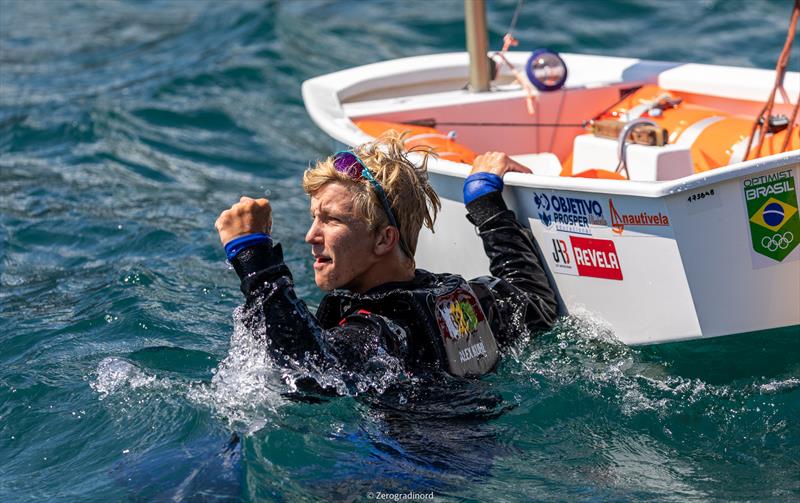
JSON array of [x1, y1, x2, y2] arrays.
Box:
[[465, 190, 558, 342], [231, 242, 328, 365], [230, 243, 407, 391]]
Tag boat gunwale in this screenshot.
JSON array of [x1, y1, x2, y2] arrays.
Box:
[[303, 51, 800, 199], [414, 150, 800, 199]]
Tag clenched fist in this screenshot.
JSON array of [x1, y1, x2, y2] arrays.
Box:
[[215, 196, 273, 246]]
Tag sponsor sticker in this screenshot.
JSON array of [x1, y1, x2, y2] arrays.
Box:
[[533, 191, 607, 235], [433, 284, 499, 377], [546, 233, 578, 276], [609, 198, 670, 235], [743, 169, 800, 262], [435, 289, 484, 340], [569, 236, 623, 280]]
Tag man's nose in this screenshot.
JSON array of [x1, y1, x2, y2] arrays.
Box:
[[305, 219, 322, 244]]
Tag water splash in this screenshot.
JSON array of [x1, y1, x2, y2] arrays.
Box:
[[186, 305, 287, 433], [509, 313, 797, 432], [91, 356, 168, 398]]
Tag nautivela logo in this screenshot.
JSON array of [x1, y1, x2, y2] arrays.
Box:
[[609, 199, 670, 235], [744, 170, 800, 262]]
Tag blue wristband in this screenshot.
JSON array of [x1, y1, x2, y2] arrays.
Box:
[[224, 233, 272, 261], [463, 172, 504, 205]]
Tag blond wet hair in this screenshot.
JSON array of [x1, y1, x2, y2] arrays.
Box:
[[303, 132, 441, 261]]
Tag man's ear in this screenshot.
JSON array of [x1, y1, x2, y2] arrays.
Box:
[[373, 225, 400, 256]]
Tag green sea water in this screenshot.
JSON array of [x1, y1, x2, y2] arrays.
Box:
[[1, 0, 799, 500]]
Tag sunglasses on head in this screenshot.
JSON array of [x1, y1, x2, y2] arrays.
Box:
[[332, 150, 412, 259]]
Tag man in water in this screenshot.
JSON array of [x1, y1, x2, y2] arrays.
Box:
[[215, 134, 557, 389]]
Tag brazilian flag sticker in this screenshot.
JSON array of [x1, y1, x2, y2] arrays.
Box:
[[743, 169, 800, 262]]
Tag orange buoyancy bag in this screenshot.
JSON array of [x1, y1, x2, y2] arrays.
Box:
[[688, 117, 799, 172], [596, 85, 799, 173], [355, 120, 477, 164]]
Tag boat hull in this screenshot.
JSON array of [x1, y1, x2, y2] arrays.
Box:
[[416, 162, 800, 345], [302, 51, 800, 345]]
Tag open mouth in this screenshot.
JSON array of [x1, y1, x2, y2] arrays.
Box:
[[313, 255, 332, 269]]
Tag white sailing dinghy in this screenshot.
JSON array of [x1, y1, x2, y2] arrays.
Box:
[[302, 1, 800, 345]]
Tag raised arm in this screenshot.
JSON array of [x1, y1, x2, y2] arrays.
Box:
[[463, 153, 559, 339], [215, 198, 404, 382], [215, 197, 326, 364]]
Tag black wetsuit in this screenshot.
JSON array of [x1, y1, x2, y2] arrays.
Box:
[[230, 191, 558, 384]]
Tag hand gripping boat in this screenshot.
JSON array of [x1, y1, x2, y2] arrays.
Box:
[[302, 6, 800, 346]]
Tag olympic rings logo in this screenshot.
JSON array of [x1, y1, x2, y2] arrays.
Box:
[[761, 231, 794, 251]]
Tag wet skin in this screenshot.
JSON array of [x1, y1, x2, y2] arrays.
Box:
[[216, 182, 409, 294], [305, 182, 385, 292], [215, 152, 527, 293]]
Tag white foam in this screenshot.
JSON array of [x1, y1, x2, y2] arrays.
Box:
[[758, 378, 800, 394], [91, 356, 161, 398], [187, 305, 287, 433], [187, 303, 410, 433]]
